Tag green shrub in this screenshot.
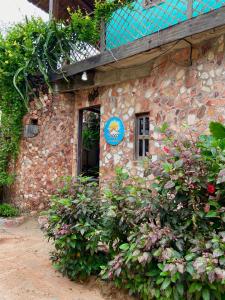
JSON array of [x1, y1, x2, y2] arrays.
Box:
[[101, 127, 225, 300], [45, 176, 108, 280], [0, 203, 19, 217], [101, 168, 153, 254], [45, 123, 225, 299]]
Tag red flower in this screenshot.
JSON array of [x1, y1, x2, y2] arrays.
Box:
[[207, 184, 215, 194], [163, 146, 170, 154]]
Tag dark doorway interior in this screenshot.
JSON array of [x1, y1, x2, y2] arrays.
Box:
[[78, 106, 100, 178]]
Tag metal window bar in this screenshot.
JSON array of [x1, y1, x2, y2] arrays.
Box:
[[136, 115, 150, 159]]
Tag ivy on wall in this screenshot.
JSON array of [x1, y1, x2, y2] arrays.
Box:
[[0, 0, 133, 187]]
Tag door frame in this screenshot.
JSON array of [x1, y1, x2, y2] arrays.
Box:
[[77, 105, 101, 176]]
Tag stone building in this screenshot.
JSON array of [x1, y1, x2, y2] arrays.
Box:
[[8, 0, 225, 210]]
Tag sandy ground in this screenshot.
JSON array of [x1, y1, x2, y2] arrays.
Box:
[[0, 218, 107, 300]]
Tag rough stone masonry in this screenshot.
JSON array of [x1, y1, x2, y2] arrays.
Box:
[[7, 33, 225, 211]]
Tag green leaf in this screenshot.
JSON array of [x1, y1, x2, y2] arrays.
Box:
[[153, 248, 162, 257], [165, 287, 172, 298], [119, 243, 129, 251], [146, 269, 159, 277], [218, 139, 225, 150], [160, 271, 169, 277], [69, 241, 76, 248], [156, 277, 164, 285], [162, 163, 173, 172], [213, 249, 224, 258], [185, 253, 196, 261], [189, 282, 202, 293], [161, 278, 171, 290], [209, 201, 220, 208], [155, 289, 160, 298], [206, 211, 218, 218], [157, 263, 164, 271], [209, 122, 225, 139], [173, 288, 180, 300], [174, 159, 184, 169], [159, 123, 169, 133], [186, 264, 195, 275], [164, 180, 175, 189], [202, 289, 210, 300], [177, 283, 184, 296]]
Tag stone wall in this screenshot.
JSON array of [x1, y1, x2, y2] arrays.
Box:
[[8, 32, 225, 210], [75, 34, 225, 183], [7, 93, 75, 211]]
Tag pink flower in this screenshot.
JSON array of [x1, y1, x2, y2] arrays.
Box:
[[204, 203, 210, 213], [163, 146, 170, 154], [207, 184, 215, 194]]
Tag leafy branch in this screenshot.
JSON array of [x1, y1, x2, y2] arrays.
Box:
[[0, 0, 132, 186]]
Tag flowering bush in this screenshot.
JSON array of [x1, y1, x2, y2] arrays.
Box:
[[101, 124, 225, 299], [101, 168, 153, 254], [45, 123, 225, 299], [45, 177, 107, 280]]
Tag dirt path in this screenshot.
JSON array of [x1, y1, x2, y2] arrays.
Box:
[[0, 218, 106, 300]]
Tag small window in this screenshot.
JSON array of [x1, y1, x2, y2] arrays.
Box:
[[30, 118, 38, 126], [136, 114, 150, 159], [23, 118, 39, 138]]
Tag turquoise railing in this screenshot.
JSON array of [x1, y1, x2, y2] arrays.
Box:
[[106, 0, 225, 49]]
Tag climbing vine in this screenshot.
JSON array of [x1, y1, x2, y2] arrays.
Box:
[[0, 0, 132, 187]]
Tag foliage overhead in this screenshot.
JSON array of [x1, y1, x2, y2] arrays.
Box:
[[0, 0, 132, 186], [45, 123, 225, 300]]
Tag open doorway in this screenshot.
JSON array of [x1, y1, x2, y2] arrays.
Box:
[[78, 106, 100, 178]]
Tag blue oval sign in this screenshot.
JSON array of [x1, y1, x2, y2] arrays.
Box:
[[104, 117, 125, 146]]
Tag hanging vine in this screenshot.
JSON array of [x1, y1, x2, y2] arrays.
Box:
[[0, 0, 133, 186]]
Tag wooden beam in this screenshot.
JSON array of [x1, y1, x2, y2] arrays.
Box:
[[49, 0, 60, 20], [77, 0, 94, 12], [51, 6, 225, 81], [53, 71, 95, 92], [77, 109, 83, 176], [94, 60, 153, 87], [100, 20, 106, 52], [52, 60, 154, 92], [49, 0, 53, 20]]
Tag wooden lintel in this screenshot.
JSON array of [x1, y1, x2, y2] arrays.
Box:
[[53, 71, 95, 93], [53, 60, 154, 92], [51, 6, 225, 81], [85, 106, 101, 113], [94, 60, 153, 87]]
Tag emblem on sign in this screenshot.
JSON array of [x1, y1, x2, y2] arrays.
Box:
[[104, 117, 125, 146]]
